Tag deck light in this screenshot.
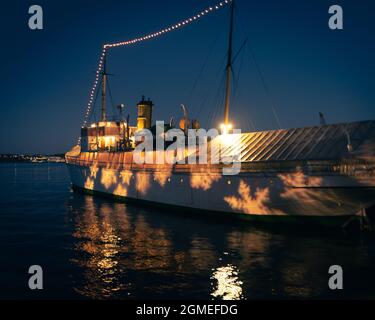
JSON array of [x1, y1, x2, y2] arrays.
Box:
[[220, 123, 233, 135]]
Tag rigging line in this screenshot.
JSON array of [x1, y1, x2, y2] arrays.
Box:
[[205, 77, 221, 127], [199, 58, 227, 127], [195, 53, 228, 121], [235, 8, 282, 130], [106, 77, 117, 117], [104, 51, 116, 117], [248, 45, 282, 129], [89, 75, 102, 122], [206, 88, 218, 128], [187, 26, 224, 119], [240, 55, 257, 132], [211, 57, 231, 127], [209, 72, 226, 128], [78, 74, 102, 145], [79, 0, 233, 140], [234, 47, 257, 132], [231, 42, 249, 131], [231, 16, 255, 132], [231, 25, 256, 131], [214, 92, 226, 128], [231, 38, 248, 66], [213, 89, 226, 128], [232, 44, 245, 102], [211, 1, 234, 129]]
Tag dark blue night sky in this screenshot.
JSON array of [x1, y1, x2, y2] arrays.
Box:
[[0, 0, 374, 154]]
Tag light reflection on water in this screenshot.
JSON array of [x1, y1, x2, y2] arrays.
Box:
[[66, 188, 374, 300], [1, 163, 375, 300], [68, 193, 249, 299], [211, 265, 244, 300]]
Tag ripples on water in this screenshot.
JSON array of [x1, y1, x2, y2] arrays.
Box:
[[0, 163, 374, 299]]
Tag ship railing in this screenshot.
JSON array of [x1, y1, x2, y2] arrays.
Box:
[[65, 154, 375, 177]]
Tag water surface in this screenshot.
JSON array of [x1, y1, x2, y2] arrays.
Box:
[[0, 163, 374, 299]]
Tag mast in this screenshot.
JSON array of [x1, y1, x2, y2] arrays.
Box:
[[101, 53, 107, 122], [224, 0, 234, 126]]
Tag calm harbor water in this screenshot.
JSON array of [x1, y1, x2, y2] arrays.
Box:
[[0, 162, 374, 300]]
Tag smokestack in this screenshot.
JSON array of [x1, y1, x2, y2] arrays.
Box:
[[137, 96, 153, 130]]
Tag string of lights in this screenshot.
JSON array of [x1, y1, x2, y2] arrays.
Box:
[[79, 0, 232, 143]]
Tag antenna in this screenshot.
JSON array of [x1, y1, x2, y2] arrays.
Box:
[[101, 52, 108, 122], [181, 104, 189, 134], [126, 114, 130, 147], [117, 104, 125, 121], [223, 0, 235, 127], [319, 112, 326, 126]]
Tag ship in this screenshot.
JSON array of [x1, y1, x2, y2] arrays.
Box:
[[66, 1, 375, 228]]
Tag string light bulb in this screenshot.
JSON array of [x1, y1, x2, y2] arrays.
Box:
[[78, 0, 232, 145]]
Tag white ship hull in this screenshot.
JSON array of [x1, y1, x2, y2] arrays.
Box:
[[66, 121, 375, 227], [66, 161, 375, 226]]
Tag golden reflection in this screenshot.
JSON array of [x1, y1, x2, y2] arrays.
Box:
[[113, 184, 127, 197], [68, 193, 342, 299], [70, 195, 226, 298], [190, 173, 221, 191], [211, 264, 244, 300], [70, 197, 179, 298], [136, 172, 151, 195], [154, 170, 172, 187], [71, 198, 127, 298], [113, 170, 133, 197], [226, 231, 269, 269], [189, 238, 217, 271], [132, 215, 173, 270], [278, 170, 322, 188], [119, 170, 133, 185], [84, 162, 99, 190], [224, 180, 278, 215], [101, 168, 117, 189], [85, 177, 95, 190]]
